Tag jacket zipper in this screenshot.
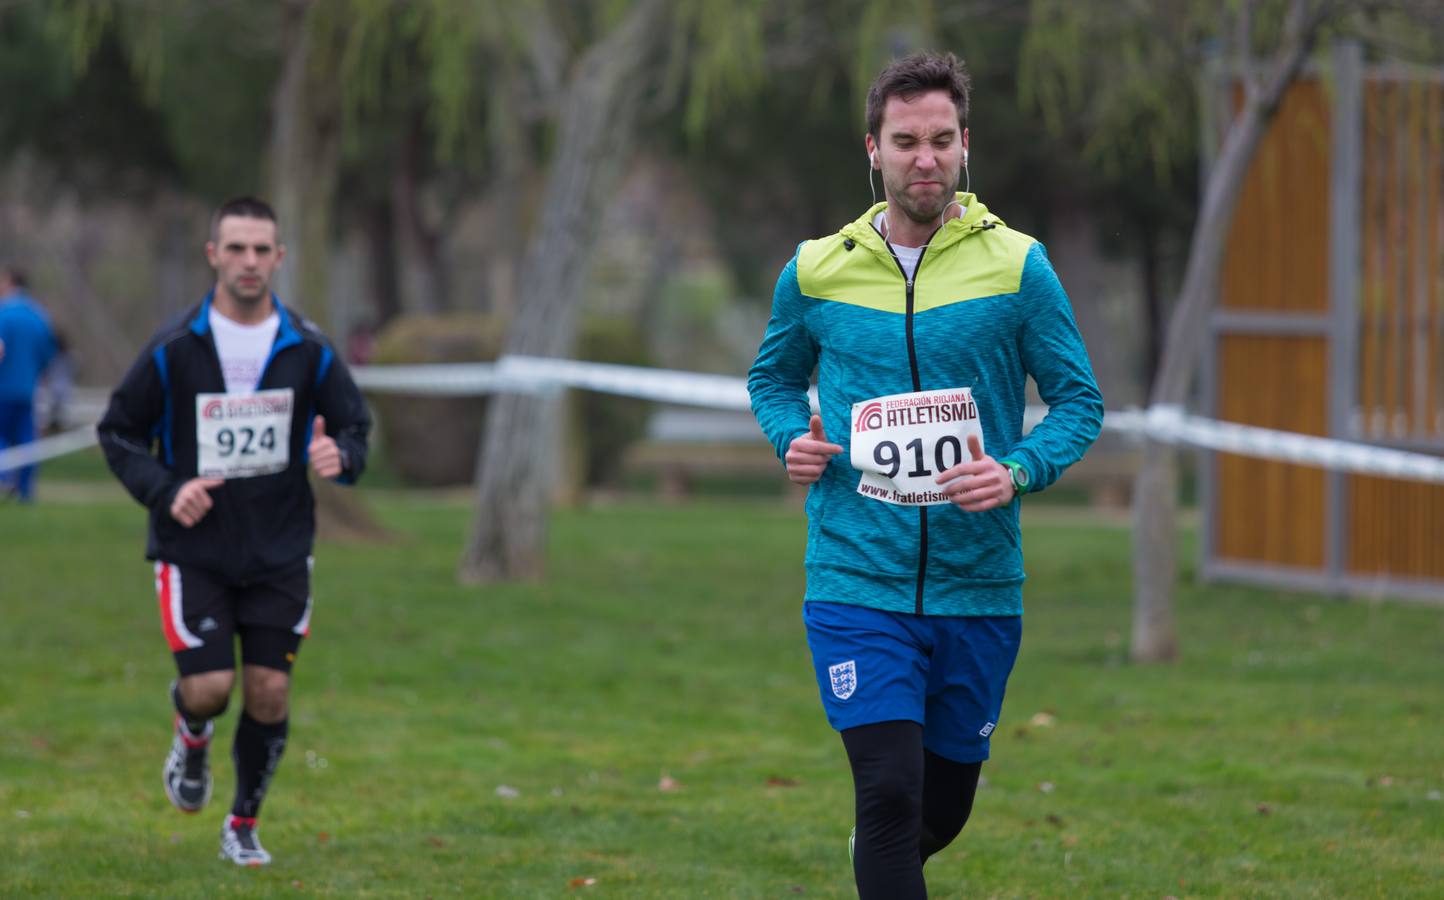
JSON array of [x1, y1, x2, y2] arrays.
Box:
[[877, 227, 934, 615], [197, 328, 246, 572]]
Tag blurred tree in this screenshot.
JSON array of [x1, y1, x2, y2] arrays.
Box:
[[1023, 0, 1444, 662], [0, 8, 181, 193], [0, 3, 218, 375], [1020, 1, 1205, 392], [32, 0, 280, 197], [268, 0, 337, 324], [459, 0, 677, 582], [321, 0, 509, 323], [458, 0, 962, 582]]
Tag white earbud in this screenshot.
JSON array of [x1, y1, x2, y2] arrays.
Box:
[[869, 149, 877, 168]]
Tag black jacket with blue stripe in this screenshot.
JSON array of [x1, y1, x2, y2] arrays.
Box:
[[98, 294, 371, 581]]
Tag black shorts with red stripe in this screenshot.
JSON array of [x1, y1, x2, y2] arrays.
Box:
[[154, 557, 313, 676]]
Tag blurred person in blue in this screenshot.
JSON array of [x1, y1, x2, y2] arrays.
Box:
[[748, 52, 1103, 897], [0, 264, 58, 503], [41, 329, 75, 434], [98, 197, 371, 867]]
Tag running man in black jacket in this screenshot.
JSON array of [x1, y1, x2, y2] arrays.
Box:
[[98, 196, 370, 867]]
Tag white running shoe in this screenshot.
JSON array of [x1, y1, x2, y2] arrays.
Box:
[[219, 815, 272, 867], [163, 715, 213, 813]]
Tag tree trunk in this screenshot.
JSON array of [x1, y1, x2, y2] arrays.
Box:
[[393, 112, 449, 314], [51, 225, 133, 379], [365, 198, 402, 325], [156, 190, 193, 321], [1131, 439, 1178, 660], [268, 0, 339, 330], [459, 0, 669, 583], [1130, 0, 1321, 662], [1139, 219, 1163, 395], [269, 0, 388, 543]]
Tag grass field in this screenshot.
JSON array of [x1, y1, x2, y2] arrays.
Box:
[[3, 468, 1442, 897]]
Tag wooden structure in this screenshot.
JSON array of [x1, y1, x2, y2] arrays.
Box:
[[1203, 43, 1444, 601]]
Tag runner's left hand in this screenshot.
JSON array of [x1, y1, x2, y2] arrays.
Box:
[[308, 415, 343, 479], [935, 435, 1015, 511]]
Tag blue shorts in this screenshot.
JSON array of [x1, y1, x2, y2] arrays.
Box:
[[803, 601, 1022, 763]]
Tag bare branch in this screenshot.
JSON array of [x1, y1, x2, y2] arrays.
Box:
[[522, 5, 565, 109], [1237, 0, 1260, 99]]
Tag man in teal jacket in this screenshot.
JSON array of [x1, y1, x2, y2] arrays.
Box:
[[748, 52, 1103, 897]]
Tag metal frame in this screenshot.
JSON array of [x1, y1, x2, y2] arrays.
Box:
[[1211, 311, 1331, 335], [1327, 41, 1364, 592], [1204, 559, 1444, 605], [1197, 47, 1225, 589]]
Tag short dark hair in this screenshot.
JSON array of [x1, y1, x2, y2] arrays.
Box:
[[865, 52, 971, 139], [210, 196, 278, 240], [1, 264, 28, 289]]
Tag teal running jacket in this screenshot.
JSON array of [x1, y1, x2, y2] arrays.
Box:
[[748, 194, 1104, 617]]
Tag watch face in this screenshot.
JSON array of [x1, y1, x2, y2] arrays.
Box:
[[1010, 464, 1029, 489]]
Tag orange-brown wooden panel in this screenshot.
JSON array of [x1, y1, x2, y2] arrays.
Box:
[[1214, 335, 1329, 568], [1347, 474, 1444, 579], [1360, 80, 1385, 435], [1403, 80, 1428, 437], [1221, 80, 1331, 314], [1359, 78, 1444, 441], [1379, 81, 1402, 432], [1425, 82, 1441, 438]]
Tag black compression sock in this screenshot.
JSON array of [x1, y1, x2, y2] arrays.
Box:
[[231, 712, 288, 819]]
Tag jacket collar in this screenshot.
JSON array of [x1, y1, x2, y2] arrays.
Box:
[[188, 291, 304, 362], [840, 192, 1003, 263], [190, 291, 298, 340]]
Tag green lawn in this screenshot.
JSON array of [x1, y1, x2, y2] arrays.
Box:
[[2, 478, 1441, 898]]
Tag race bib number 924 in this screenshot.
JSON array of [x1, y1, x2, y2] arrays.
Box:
[[849, 387, 984, 506], [195, 388, 294, 479]]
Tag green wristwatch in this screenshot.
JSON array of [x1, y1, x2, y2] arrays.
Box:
[[1001, 459, 1030, 495]]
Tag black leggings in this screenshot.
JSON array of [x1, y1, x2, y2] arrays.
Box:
[[842, 720, 983, 899]]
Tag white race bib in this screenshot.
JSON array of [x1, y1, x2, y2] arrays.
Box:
[[850, 387, 984, 506], [195, 388, 294, 479]]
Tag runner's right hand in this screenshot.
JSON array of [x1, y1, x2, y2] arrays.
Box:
[[785, 415, 843, 485], [170, 477, 224, 527]]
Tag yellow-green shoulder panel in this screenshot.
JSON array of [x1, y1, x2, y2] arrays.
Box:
[[913, 223, 1035, 313], [796, 216, 1037, 315], [797, 233, 907, 314]]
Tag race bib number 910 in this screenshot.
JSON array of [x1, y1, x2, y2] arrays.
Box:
[[195, 388, 294, 479], [850, 387, 984, 506]]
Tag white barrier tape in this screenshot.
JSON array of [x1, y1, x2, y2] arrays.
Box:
[[350, 362, 506, 396], [0, 426, 99, 471], [497, 355, 755, 409], [4, 359, 1441, 484], [353, 355, 820, 412], [1123, 404, 1444, 482]]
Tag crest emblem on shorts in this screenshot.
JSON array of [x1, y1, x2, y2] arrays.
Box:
[[828, 660, 857, 700]]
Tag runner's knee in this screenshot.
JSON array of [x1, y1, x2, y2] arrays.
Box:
[[178, 670, 234, 717], [241, 665, 290, 723]]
